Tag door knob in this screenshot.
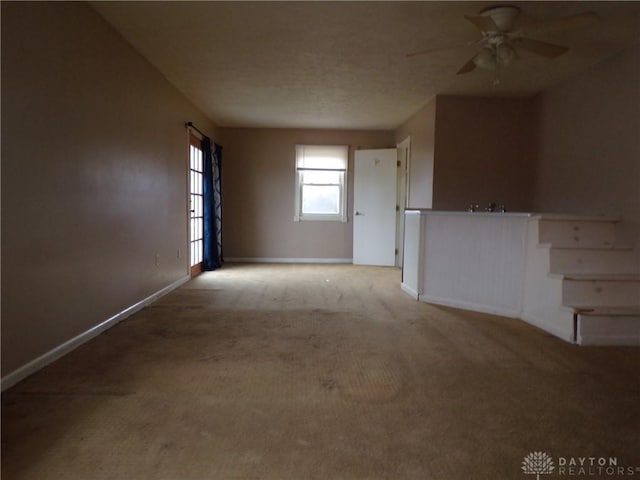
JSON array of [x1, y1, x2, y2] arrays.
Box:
[[355, 211, 364, 216]]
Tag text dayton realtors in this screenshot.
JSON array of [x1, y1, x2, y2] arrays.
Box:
[[557, 457, 637, 476]]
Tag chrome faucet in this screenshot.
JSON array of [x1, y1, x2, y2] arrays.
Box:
[[468, 203, 480, 212], [485, 202, 496, 212]]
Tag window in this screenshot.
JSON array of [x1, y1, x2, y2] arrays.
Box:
[[294, 145, 348, 222]]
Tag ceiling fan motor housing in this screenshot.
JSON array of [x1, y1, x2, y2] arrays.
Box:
[[480, 5, 520, 32]]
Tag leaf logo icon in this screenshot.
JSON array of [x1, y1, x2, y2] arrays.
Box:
[[522, 451, 555, 480]]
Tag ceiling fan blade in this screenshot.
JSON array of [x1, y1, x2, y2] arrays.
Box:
[[513, 37, 569, 58], [464, 14, 498, 32], [406, 44, 466, 58], [517, 12, 599, 36], [456, 58, 477, 75], [406, 38, 483, 58]]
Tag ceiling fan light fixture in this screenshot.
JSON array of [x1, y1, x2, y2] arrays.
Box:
[[473, 47, 498, 70], [473, 43, 516, 71], [496, 43, 516, 65]]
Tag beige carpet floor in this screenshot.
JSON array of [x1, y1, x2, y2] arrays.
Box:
[[2, 263, 639, 479]]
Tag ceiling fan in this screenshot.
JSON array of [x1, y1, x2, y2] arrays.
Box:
[[407, 5, 599, 75]]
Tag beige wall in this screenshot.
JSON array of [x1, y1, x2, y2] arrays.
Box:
[[1, 2, 217, 376], [532, 44, 640, 249], [395, 99, 436, 208], [219, 128, 395, 259], [432, 95, 537, 212]]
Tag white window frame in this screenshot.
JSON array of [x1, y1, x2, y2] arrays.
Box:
[[294, 145, 349, 223]]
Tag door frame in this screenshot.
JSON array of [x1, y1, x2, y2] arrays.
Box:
[[396, 137, 411, 267], [187, 130, 204, 277]]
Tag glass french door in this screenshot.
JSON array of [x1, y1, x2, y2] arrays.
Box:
[[189, 135, 204, 276]]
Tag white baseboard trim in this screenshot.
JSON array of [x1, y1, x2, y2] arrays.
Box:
[[421, 297, 580, 344], [1, 275, 190, 392], [225, 257, 353, 264], [520, 312, 575, 344], [419, 294, 522, 320], [400, 282, 420, 300]]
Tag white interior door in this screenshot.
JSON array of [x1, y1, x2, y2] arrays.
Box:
[[353, 148, 397, 266]]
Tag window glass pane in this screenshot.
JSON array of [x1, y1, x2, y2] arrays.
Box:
[[196, 172, 203, 195], [302, 170, 341, 185], [302, 185, 340, 214], [196, 240, 202, 263]]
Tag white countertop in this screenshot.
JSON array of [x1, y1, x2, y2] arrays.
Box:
[[404, 210, 620, 221], [404, 209, 532, 218]]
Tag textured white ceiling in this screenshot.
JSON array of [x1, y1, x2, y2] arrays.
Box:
[[92, 1, 640, 130]]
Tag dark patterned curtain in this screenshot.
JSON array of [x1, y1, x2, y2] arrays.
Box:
[[202, 138, 223, 270]]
